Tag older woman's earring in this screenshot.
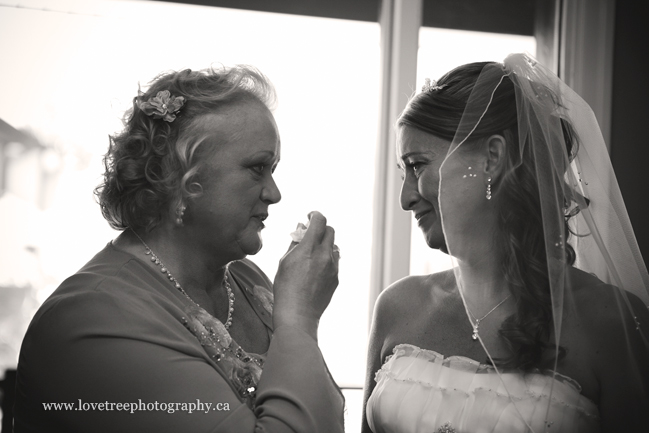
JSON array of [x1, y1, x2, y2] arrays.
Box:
[[175, 205, 186, 225], [486, 178, 492, 200]]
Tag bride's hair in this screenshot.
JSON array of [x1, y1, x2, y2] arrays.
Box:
[[399, 62, 577, 371]]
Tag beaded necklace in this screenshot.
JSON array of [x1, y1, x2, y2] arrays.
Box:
[[131, 229, 235, 329]]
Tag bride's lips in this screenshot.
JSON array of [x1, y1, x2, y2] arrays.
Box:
[[414, 210, 433, 226]]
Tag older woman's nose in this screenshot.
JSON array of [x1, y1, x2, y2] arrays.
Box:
[[262, 175, 281, 204], [400, 175, 419, 211]]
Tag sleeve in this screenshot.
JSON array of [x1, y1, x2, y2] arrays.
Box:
[[15, 285, 344, 432]]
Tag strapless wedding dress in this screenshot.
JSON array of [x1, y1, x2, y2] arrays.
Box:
[[366, 344, 599, 433]]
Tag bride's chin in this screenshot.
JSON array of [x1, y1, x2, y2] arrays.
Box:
[[423, 230, 447, 252]]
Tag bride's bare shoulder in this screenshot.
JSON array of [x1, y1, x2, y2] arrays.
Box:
[[375, 269, 456, 315], [567, 267, 645, 310], [566, 267, 649, 339]]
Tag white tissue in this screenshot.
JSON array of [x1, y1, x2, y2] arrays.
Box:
[[289, 221, 309, 243]]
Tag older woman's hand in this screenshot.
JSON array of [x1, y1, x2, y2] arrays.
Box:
[[272, 211, 340, 340]]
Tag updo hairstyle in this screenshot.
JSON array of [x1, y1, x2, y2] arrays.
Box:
[[399, 62, 579, 371], [95, 65, 276, 232]]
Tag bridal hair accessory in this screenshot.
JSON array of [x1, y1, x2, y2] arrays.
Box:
[[486, 177, 492, 200], [136, 90, 186, 122], [436, 422, 456, 433], [422, 78, 448, 93], [131, 229, 235, 329], [468, 294, 510, 340]]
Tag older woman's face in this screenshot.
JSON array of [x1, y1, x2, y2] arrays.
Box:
[[187, 101, 281, 261]]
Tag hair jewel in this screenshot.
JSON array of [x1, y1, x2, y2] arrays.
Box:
[[524, 54, 537, 68], [422, 78, 447, 93], [136, 90, 186, 122]]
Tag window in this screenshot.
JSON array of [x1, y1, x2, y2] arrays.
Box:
[[0, 1, 379, 430], [0, 1, 535, 431]]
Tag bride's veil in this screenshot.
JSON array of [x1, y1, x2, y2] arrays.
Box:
[[437, 53, 649, 431]]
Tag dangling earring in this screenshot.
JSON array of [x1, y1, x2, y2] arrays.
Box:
[[486, 177, 492, 200], [175, 205, 186, 226]]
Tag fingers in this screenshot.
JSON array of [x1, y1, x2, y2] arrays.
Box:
[[290, 211, 339, 261], [322, 225, 335, 251], [285, 240, 299, 255], [300, 211, 327, 247], [321, 226, 342, 267]]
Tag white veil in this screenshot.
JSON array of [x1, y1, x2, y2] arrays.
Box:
[[436, 53, 649, 431]]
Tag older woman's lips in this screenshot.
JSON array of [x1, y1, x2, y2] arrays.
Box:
[[252, 214, 268, 228]]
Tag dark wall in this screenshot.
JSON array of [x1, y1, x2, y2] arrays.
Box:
[[161, 0, 536, 35], [611, 0, 649, 265]]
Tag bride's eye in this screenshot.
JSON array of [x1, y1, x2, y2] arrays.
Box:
[[407, 161, 424, 177]]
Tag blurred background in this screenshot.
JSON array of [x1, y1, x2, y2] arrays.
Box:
[[0, 0, 647, 431]]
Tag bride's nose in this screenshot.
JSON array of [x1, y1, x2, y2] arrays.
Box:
[[400, 174, 420, 211]]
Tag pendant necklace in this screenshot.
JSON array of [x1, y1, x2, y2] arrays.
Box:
[[130, 229, 235, 329], [467, 294, 511, 341]]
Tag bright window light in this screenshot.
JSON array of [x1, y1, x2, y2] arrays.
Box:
[[0, 3, 379, 428]]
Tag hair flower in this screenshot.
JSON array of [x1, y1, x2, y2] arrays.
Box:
[[422, 78, 447, 93], [136, 90, 186, 122]]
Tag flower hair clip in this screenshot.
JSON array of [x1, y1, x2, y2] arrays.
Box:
[[422, 78, 447, 93], [136, 90, 186, 122]]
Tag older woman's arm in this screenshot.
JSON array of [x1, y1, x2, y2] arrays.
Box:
[[14, 288, 343, 433]]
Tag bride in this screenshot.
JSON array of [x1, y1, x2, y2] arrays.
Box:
[[362, 54, 649, 433]]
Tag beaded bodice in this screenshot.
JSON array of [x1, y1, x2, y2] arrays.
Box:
[[366, 344, 600, 433], [182, 281, 274, 408]]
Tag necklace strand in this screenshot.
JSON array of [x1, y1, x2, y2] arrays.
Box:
[[468, 294, 510, 341], [130, 230, 235, 329]]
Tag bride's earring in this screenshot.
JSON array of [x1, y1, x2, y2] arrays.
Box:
[[486, 177, 492, 200], [175, 205, 186, 226]]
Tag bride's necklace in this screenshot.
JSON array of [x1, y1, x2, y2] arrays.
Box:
[[467, 294, 511, 341], [131, 229, 235, 330]]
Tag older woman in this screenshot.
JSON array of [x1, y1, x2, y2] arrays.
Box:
[[14, 66, 343, 432], [363, 54, 649, 433]]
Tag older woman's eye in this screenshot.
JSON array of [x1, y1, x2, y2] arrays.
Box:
[[251, 165, 265, 175]]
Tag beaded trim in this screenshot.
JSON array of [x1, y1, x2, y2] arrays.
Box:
[[131, 229, 235, 329], [181, 304, 263, 406], [375, 362, 599, 419]]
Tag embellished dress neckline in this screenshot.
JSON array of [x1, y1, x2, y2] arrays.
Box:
[[114, 241, 276, 409], [181, 271, 274, 409], [367, 343, 600, 433]]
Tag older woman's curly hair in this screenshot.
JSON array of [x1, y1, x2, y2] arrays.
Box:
[[95, 65, 276, 232]]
